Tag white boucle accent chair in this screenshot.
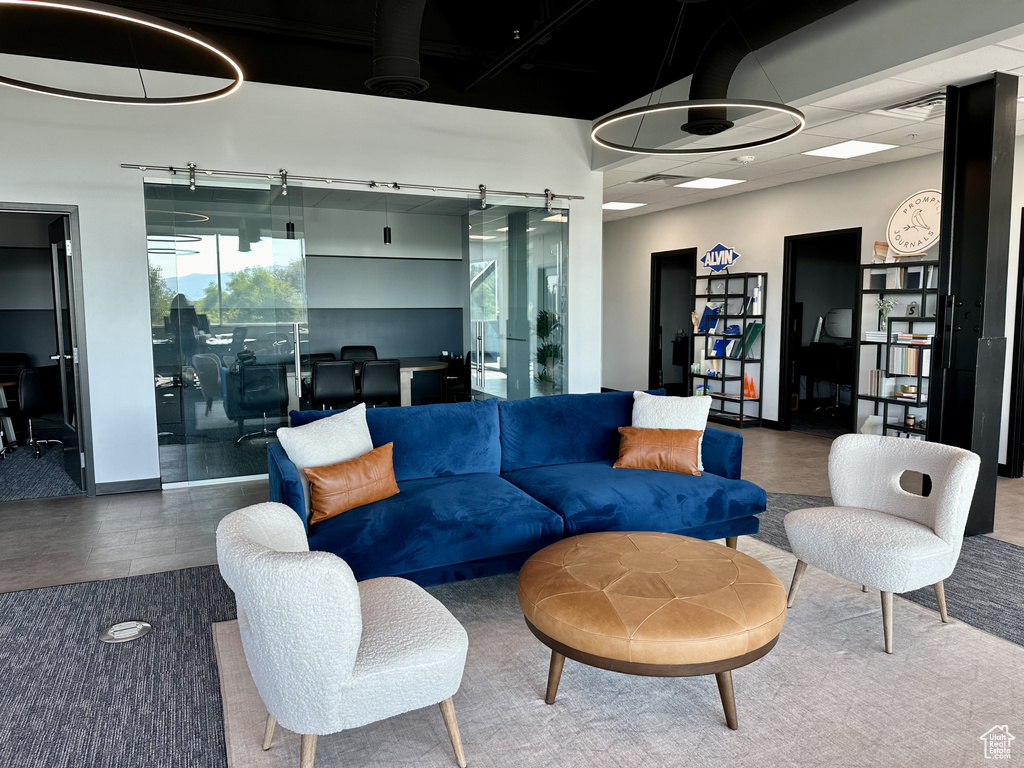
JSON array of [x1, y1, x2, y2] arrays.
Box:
[[783, 434, 980, 654], [216, 502, 470, 768]]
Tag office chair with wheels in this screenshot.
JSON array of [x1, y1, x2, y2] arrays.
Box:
[[191, 354, 223, 416], [359, 359, 401, 407], [235, 364, 289, 446], [311, 360, 359, 410], [0, 366, 64, 459], [222, 326, 250, 365]]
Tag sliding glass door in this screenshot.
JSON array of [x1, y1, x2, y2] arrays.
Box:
[[145, 180, 307, 484], [468, 199, 568, 400]]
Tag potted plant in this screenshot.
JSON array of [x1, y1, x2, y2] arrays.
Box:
[[535, 309, 562, 393]]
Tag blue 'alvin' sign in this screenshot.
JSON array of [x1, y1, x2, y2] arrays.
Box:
[[701, 243, 741, 272]]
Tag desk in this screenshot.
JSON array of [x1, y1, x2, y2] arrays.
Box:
[[397, 358, 448, 407], [0, 378, 16, 446]]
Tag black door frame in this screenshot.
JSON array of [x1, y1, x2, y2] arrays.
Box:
[[1003, 208, 1024, 478], [778, 227, 862, 432], [649, 248, 697, 391]]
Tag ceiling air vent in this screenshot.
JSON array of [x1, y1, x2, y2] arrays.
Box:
[[630, 173, 698, 185], [872, 90, 946, 122]]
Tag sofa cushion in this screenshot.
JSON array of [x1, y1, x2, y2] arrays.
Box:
[[306, 472, 564, 581], [502, 459, 766, 537], [498, 391, 643, 472], [290, 399, 502, 482]]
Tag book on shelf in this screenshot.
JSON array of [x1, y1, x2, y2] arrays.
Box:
[[748, 276, 763, 316], [867, 370, 896, 398], [710, 339, 726, 357], [888, 346, 931, 376], [697, 305, 721, 333], [864, 330, 888, 343], [894, 332, 933, 345]]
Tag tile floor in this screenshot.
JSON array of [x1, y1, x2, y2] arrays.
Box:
[[0, 427, 1021, 593]]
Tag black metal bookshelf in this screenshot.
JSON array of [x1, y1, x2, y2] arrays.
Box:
[[856, 260, 938, 439], [689, 272, 766, 428]]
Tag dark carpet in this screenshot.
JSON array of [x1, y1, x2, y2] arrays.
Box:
[[0, 565, 235, 768], [0, 437, 83, 502], [758, 492, 1024, 647]]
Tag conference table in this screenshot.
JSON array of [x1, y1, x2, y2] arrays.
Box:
[[395, 358, 449, 407]]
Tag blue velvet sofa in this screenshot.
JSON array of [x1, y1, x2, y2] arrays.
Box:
[[267, 390, 767, 587]]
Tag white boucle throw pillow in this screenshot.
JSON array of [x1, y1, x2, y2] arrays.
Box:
[[276, 403, 374, 521], [631, 391, 712, 471]]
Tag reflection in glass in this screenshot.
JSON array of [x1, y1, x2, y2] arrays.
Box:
[[145, 181, 306, 484], [468, 201, 568, 400]]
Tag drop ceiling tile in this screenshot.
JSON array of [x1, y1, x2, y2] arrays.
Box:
[[916, 138, 946, 151], [663, 158, 745, 176], [861, 121, 945, 145], [721, 164, 790, 181], [602, 182, 640, 195], [756, 153, 846, 171], [618, 187, 698, 205], [763, 170, 829, 185], [805, 112, 921, 139], [809, 158, 879, 176], [865, 145, 939, 163], [896, 46, 1024, 86], [813, 79, 936, 114], [760, 132, 850, 154], [603, 169, 643, 186], [608, 156, 687, 174]]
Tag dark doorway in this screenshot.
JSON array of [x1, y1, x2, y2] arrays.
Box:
[[649, 248, 697, 395], [0, 210, 87, 501], [779, 229, 861, 436]]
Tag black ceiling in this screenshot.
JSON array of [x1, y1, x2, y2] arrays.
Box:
[[0, 1, 845, 120]]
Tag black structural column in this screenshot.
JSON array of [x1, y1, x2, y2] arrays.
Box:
[[927, 72, 1018, 535]]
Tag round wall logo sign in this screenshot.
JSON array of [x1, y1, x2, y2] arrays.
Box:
[[886, 189, 942, 255]]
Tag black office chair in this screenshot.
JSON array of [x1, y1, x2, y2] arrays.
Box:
[[235, 364, 289, 445], [222, 323, 247, 362], [311, 360, 359, 410], [359, 359, 401, 407], [340, 345, 378, 368], [442, 352, 472, 403], [0, 366, 63, 459]]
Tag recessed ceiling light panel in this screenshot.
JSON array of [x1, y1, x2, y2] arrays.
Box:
[[468, 234, 496, 240], [674, 178, 746, 189], [802, 140, 897, 159], [602, 202, 648, 210]]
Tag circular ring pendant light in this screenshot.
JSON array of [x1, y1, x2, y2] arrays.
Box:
[[592, 99, 806, 156], [0, 0, 244, 105]]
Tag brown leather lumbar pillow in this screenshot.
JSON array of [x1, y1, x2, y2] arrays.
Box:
[[613, 426, 702, 476], [304, 443, 400, 524]]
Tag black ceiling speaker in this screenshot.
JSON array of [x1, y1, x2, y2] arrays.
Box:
[[365, 0, 429, 98]]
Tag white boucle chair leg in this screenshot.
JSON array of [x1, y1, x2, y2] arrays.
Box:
[[262, 713, 276, 750], [439, 697, 467, 768], [881, 591, 894, 654], [934, 581, 949, 623], [787, 561, 808, 608], [300, 734, 318, 768]]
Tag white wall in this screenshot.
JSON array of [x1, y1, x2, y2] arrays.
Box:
[[305, 256, 463, 310], [0, 77, 603, 487], [604, 140, 1024, 462]]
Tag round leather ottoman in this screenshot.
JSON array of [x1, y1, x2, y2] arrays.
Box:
[[517, 531, 787, 729]]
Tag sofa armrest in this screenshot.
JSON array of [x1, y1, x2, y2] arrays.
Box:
[[267, 443, 308, 533], [702, 427, 743, 480]]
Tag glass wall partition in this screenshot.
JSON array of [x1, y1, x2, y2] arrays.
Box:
[[146, 180, 306, 484], [468, 199, 568, 400]]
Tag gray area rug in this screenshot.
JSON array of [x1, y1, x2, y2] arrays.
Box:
[[758, 492, 1024, 647], [0, 437, 83, 502], [215, 538, 1023, 768]]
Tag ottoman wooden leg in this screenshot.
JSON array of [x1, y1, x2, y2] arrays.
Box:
[[725, 537, 738, 550], [546, 650, 566, 704], [715, 670, 738, 730]]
